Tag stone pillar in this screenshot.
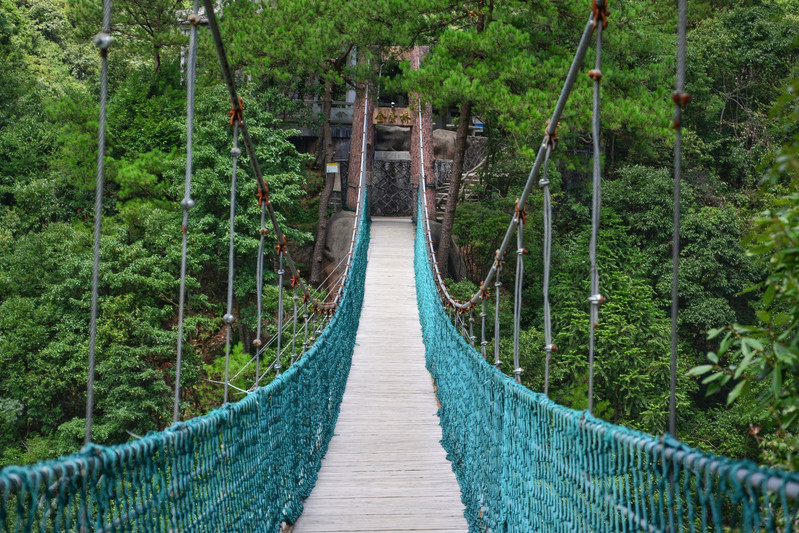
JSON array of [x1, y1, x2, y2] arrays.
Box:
[[409, 46, 436, 220], [347, 56, 375, 210]]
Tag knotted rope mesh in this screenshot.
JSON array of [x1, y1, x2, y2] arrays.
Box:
[[0, 200, 370, 533], [414, 195, 799, 532]]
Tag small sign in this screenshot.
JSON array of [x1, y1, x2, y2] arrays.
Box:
[[326, 163, 339, 174], [373, 107, 413, 127]]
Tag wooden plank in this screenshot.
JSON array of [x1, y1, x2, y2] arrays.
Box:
[[291, 218, 467, 533]]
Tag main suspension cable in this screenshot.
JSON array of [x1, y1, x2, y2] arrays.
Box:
[[417, 9, 600, 313]]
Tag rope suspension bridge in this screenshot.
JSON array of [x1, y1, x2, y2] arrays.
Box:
[[2, 1, 799, 532]]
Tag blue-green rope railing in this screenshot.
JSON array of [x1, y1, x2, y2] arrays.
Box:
[[0, 191, 370, 533], [415, 193, 799, 532]]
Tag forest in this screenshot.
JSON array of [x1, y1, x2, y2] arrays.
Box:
[[0, 0, 798, 471]]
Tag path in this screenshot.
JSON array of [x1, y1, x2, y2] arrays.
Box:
[[291, 217, 468, 533]]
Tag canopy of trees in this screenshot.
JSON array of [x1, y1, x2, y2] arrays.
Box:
[[0, 0, 798, 471]]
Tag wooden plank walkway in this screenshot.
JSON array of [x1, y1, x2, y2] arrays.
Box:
[[291, 217, 468, 533]]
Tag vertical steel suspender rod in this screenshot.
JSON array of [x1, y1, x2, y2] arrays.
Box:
[[275, 252, 285, 376], [540, 146, 554, 396], [480, 295, 488, 359], [86, 0, 113, 443], [291, 287, 299, 365], [222, 122, 240, 404], [174, 0, 200, 422], [587, 4, 606, 414], [494, 262, 502, 369], [670, 0, 689, 436], [513, 211, 525, 384]]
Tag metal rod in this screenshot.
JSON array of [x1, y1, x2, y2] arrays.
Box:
[[669, 0, 688, 438], [513, 214, 524, 384], [291, 287, 299, 365], [587, 18, 604, 415], [480, 295, 488, 359], [469, 308, 476, 348], [541, 146, 554, 397], [494, 262, 502, 369], [86, 0, 113, 443], [275, 252, 285, 376], [222, 122, 240, 405], [174, 0, 200, 423]]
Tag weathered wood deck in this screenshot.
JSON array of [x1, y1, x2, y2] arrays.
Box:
[[291, 217, 468, 533]]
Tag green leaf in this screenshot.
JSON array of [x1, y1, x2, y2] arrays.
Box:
[[688, 364, 714, 376], [707, 327, 725, 339], [727, 380, 747, 405], [764, 284, 777, 307]]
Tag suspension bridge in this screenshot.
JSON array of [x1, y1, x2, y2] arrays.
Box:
[[2, 0, 799, 532]]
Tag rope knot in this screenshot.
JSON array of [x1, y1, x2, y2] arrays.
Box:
[[514, 199, 527, 224], [672, 91, 691, 107], [290, 275, 299, 288], [228, 96, 244, 127], [256, 186, 269, 207], [544, 120, 560, 150], [275, 242, 286, 255], [591, 0, 610, 29], [588, 69, 603, 82], [479, 282, 489, 299]]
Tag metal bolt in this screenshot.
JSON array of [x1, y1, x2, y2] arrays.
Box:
[[181, 197, 195, 210], [230, 147, 242, 157], [223, 313, 235, 324]]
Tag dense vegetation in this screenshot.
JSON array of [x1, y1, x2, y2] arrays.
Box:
[[0, 0, 798, 470]]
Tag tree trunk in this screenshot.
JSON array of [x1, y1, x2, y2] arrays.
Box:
[[438, 99, 472, 280], [310, 79, 336, 285]]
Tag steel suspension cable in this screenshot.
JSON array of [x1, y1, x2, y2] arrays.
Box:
[[670, 0, 689, 436], [587, 4, 606, 414], [173, 0, 201, 423], [201, 0, 362, 315], [85, 0, 112, 445], [417, 10, 600, 314], [222, 122, 240, 404]]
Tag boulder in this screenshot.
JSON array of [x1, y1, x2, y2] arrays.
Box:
[[433, 129, 456, 160], [321, 210, 358, 294]]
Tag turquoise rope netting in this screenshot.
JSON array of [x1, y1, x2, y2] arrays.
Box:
[[0, 200, 369, 533], [414, 196, 799, 532]]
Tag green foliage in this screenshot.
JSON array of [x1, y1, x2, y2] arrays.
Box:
[[691, 75, 799, 468]]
